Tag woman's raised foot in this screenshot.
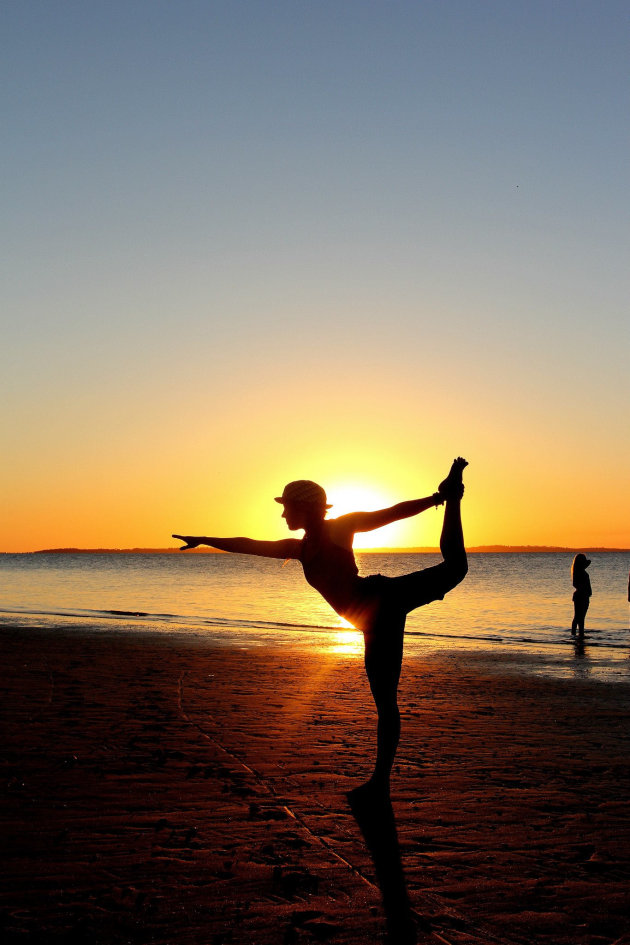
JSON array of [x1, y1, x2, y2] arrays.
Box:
[[438, 457, 468, 500]]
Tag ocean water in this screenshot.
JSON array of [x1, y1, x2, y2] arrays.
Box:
[[1, 551, 629, 679]]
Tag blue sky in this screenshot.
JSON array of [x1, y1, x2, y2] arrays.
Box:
[[2, 1, 629, 549]]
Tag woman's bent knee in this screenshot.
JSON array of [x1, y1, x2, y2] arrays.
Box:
[[443, 556, 468, 591]]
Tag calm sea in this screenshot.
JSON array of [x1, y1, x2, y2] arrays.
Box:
[[1, 552, 629, 680]]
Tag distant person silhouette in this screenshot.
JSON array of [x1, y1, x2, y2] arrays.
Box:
[[174, 458, 468, 797], [571, 553, 592, 639]]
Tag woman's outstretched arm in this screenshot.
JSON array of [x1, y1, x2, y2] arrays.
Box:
[[338, 495, 442, 534], [172, 534, 301, 559]]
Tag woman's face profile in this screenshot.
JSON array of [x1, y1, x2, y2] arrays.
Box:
[[282, 501, 326, 531], [281, 501, 305, 530]]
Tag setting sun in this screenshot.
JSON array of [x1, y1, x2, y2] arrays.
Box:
[[325, 483, 405, 549]]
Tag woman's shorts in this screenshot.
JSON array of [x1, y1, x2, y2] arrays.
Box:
[[345, 564, 450, 631]]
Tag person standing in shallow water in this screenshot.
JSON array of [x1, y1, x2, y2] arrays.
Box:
[[173, 458, 468, 796], [571, 553, 592, 639]]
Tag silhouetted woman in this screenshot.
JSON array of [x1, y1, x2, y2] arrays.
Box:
[[173, 458, 468, 796], [571, 553, 592, 639]]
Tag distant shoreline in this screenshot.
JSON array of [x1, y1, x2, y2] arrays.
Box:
[[14, 545, 630, 555]]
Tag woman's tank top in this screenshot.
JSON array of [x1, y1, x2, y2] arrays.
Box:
[[299, 532, 361, 616]]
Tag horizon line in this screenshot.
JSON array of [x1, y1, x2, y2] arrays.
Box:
[[8, 544, 630, 555]]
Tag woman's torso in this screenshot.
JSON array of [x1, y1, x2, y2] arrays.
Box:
[[573, 571, 592, 597], [299, 526, 361, 615]]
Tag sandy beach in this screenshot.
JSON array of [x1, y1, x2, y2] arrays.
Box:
[[1, 626, 629, 945]]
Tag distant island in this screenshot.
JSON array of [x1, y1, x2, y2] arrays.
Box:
[[28, 545, 630, 554]]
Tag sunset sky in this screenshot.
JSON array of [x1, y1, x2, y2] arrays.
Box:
[[2, 1, 629, 553]]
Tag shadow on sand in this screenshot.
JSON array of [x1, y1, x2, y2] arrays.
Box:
[[347, 784, 427, 945]]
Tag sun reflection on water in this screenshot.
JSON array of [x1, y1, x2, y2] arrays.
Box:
[[329, 627, 363, 656]]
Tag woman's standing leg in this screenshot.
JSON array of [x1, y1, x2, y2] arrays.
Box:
[[362, 610, 405, 793], [571, 597, 580, 636], [575, 598, 589, 637], [584, 598, 590, 631]]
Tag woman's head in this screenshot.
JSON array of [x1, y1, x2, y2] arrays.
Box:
[[274, 480, 331, 530], [572, 552, 591, 578]]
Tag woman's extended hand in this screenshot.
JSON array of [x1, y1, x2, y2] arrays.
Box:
[[172, 534, 201, 550]]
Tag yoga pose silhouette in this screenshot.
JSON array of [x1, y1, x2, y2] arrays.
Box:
[[173, 458, 468, 794]]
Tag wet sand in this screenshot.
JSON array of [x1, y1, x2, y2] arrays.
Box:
[[1, 626, 629, 944]]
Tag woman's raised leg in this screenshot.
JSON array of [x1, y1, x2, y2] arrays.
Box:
[[394, 458, 468, 613], [438, 458, 468, 587]]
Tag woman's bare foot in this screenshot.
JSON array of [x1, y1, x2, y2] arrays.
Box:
[[438, 457, 468, 501]]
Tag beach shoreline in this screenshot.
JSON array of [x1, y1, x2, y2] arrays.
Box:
[[2, 625, 630, 944]]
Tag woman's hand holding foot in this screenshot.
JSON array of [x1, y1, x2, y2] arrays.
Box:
[[438, 457, 468, 501]]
